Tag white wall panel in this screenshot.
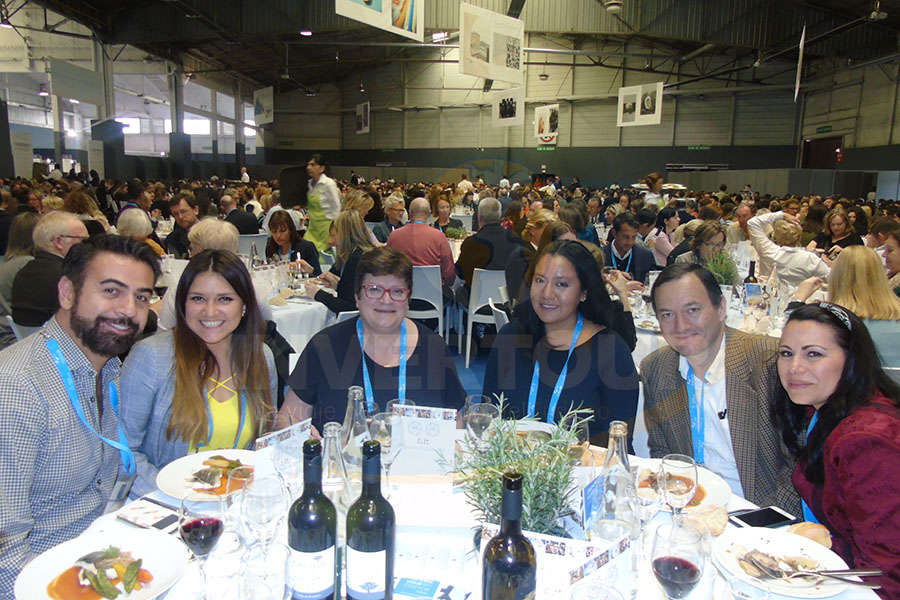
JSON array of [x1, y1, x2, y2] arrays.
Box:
[[675, 97, 731, 146], [571, 101, 619, 146], [441, 108, 480, 147], [733, 94, 795, 146], [405, 110, 440, 147], [480, 107, 509, 148], [857, 66, 894, 148], [375, 111, 403, 149]]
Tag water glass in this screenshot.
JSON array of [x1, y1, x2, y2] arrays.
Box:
[[243, 542, 291, 600], [240, 476, 288, 551], [464, 402, 499, 450], [659, 454, 698, 523]]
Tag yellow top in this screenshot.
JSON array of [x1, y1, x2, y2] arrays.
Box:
[[188, 375, 255, 453]]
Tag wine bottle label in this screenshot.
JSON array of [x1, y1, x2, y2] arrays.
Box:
[[346, 547, 386, 600], [288, 546, 335, 600]]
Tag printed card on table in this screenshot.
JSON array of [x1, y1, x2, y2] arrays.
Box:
[[392, 405, 457, 475], [254, 418, 312, 478]]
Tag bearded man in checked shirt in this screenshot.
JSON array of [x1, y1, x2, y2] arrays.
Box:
[[0, 235, 159, 599]]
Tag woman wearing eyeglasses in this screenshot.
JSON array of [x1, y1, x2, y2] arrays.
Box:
[[283, 246, 466, 434]]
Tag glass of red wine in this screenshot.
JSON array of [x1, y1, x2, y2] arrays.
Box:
[[651, 522, 707, 600], [179, 494, 225, 599]]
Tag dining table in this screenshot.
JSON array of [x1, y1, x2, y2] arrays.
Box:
[[50, 431, 880, 600]]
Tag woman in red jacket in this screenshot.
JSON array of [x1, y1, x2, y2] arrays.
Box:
[[774, 302, 900, 599]]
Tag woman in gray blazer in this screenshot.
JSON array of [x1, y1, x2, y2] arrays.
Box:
[[120, 250, 277, 498]]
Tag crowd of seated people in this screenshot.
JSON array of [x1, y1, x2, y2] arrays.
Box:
[[0, 164, 899, 597]]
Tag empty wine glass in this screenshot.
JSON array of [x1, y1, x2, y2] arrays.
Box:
[[651, 521, 707, 599], [659, 454, 698, 524], [243, 541, 291, 600], [179, 494, 225, 600], [368, 412, 395, 497], [240, 476, 289, 554], [273, 438, 303, 499], [464, 402, 499, 451], [630, 464, 662, 571], [460, 394, 493, 429], [386, 397, 415, 415]]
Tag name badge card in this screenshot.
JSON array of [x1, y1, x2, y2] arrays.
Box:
[[254, 418, 312, 478], [392, 405, 457, 475]]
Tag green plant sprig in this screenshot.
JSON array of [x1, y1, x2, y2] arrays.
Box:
[[454, 394, 593, 537]]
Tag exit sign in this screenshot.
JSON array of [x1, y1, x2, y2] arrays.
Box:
[[536, 146, 556, 152], [687, 145, 711, 150], [816, 125, 833, 134]]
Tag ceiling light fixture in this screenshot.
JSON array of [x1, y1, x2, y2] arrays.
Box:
[[432, 31, 448, 42], [37, 85, 49, 97], [0, 19, 12, 29], [359, 81, 366, 94], [69, 98, 79, 104], [299, 29, 312, 36]]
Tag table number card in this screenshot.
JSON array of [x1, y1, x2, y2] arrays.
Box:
[[254, 418, 312, 478], [392, 405, 457, 474]]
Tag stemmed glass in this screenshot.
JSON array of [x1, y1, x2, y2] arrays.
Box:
[[651, 521, 707, 599], [386, 398, 415, 415], [464, 402, 500, 451], [630, 465, 662, 572], [179, 494, 225, 599], [240, 476, 289, 554], [659, 454, 698, 524], [559, 412, 592, 468], [368, 412, 396, 497], [273, 437, 303, 499]]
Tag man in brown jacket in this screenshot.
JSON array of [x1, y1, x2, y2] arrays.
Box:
[[641, 263, 800, 514]]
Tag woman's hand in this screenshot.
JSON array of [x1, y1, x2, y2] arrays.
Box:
[[806, 240, 818, 252], [320, 271, 339, 288], [295, 259, 314, 274], [793, 276, 825, 303], [782, 213, 801, 227], [605, 270, 638, 310], [304, 281, 321, 297]]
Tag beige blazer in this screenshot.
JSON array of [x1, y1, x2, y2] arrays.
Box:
[[640, 327, 801, 514]]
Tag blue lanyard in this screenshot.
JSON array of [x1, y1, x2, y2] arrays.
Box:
[[45, 339, 136, 475], [356, 318, 407, 414], [614, 248, 632, 273], [802, 411, 821, 524], [198, 389, 248, 450], [686, 364, 705, 465], [527, 314, 583, 424]]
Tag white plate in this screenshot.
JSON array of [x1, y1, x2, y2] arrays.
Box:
[[713, 527, 852, 598], [632, 457, 732, 510], [15, 528, 188, 600], [156, 449, 255, 501]]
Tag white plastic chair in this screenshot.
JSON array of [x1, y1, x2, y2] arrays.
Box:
[[407, 265, 444, 339], [335, 310, 359, 323], [319, 251, 336, 273], [488, 297, 509, 331], [238, 233, 269, 257], [459, 268, 507, 368], [9, 320, 39, 341]]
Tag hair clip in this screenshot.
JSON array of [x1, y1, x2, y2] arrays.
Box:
[[818, 301, 852, 331]]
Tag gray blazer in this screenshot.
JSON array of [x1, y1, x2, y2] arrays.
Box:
[[640, 327, 801, 514], [119, 331, 277, 498]]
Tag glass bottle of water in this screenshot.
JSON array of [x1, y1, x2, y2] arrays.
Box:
[[592, 421, 636, 548], [341, 386, 370, 468]]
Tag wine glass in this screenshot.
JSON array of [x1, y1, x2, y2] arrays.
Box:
[[368, 412, 395, 497], [240, 476, 289, 553], [629, 465, 662, 571], [179, 494, 225, 600], [464, 402, 499, 451], [651, 521, 707, 599], [559, 412, 591, 467], [273, 437, 303, 499], [460, 394, 493, 429], [659, 454, 698, 524], [243, 542, 291, 600]]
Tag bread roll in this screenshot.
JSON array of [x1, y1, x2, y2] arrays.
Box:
[[686, 504, 728, 536], [789, 522, 832, 548]]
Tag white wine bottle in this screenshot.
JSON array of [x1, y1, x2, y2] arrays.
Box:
[[482, 473, 536, 600], [346, 440, 395, 600]]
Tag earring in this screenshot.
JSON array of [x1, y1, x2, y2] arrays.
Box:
[[241, 307, 246, 317]]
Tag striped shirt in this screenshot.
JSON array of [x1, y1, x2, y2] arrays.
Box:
[[0, 317, 122, 599]]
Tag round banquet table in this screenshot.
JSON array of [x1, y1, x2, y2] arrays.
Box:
[[268, 298, 329, 356], [71, 452, 879, 600]]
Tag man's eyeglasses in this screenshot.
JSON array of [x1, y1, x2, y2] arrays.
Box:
[[361, 284, 410, 302]]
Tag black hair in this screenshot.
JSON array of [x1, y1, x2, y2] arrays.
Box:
[[637, 209, 656, 227], [309, 153, 328, 171], [516, 240, 614, 339], [650, 263, 723, 312], [612, 212, 639, 232], [772, 303, 900, 483], [654, 207, 677, 230], [126, 179, 145, 201], [63, 234, 161, 293]]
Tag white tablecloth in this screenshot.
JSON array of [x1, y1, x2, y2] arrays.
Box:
[[269, 300, 329, 355]]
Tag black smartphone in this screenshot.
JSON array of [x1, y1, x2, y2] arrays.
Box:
[[728, 506, 798, 529]]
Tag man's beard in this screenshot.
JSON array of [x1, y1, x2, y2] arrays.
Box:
[[71, 309, 141, 358]]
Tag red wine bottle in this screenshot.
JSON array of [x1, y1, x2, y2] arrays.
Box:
[[482, 473, 536, 600], [743, 261, 758, 284]]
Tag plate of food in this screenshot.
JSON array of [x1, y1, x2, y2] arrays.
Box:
[[632, 458, 732, 511], [156, 449, 255, 501], [16, 529, 188, 600], [713, 526, 853, 598], [636, 318, 661, 333]]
